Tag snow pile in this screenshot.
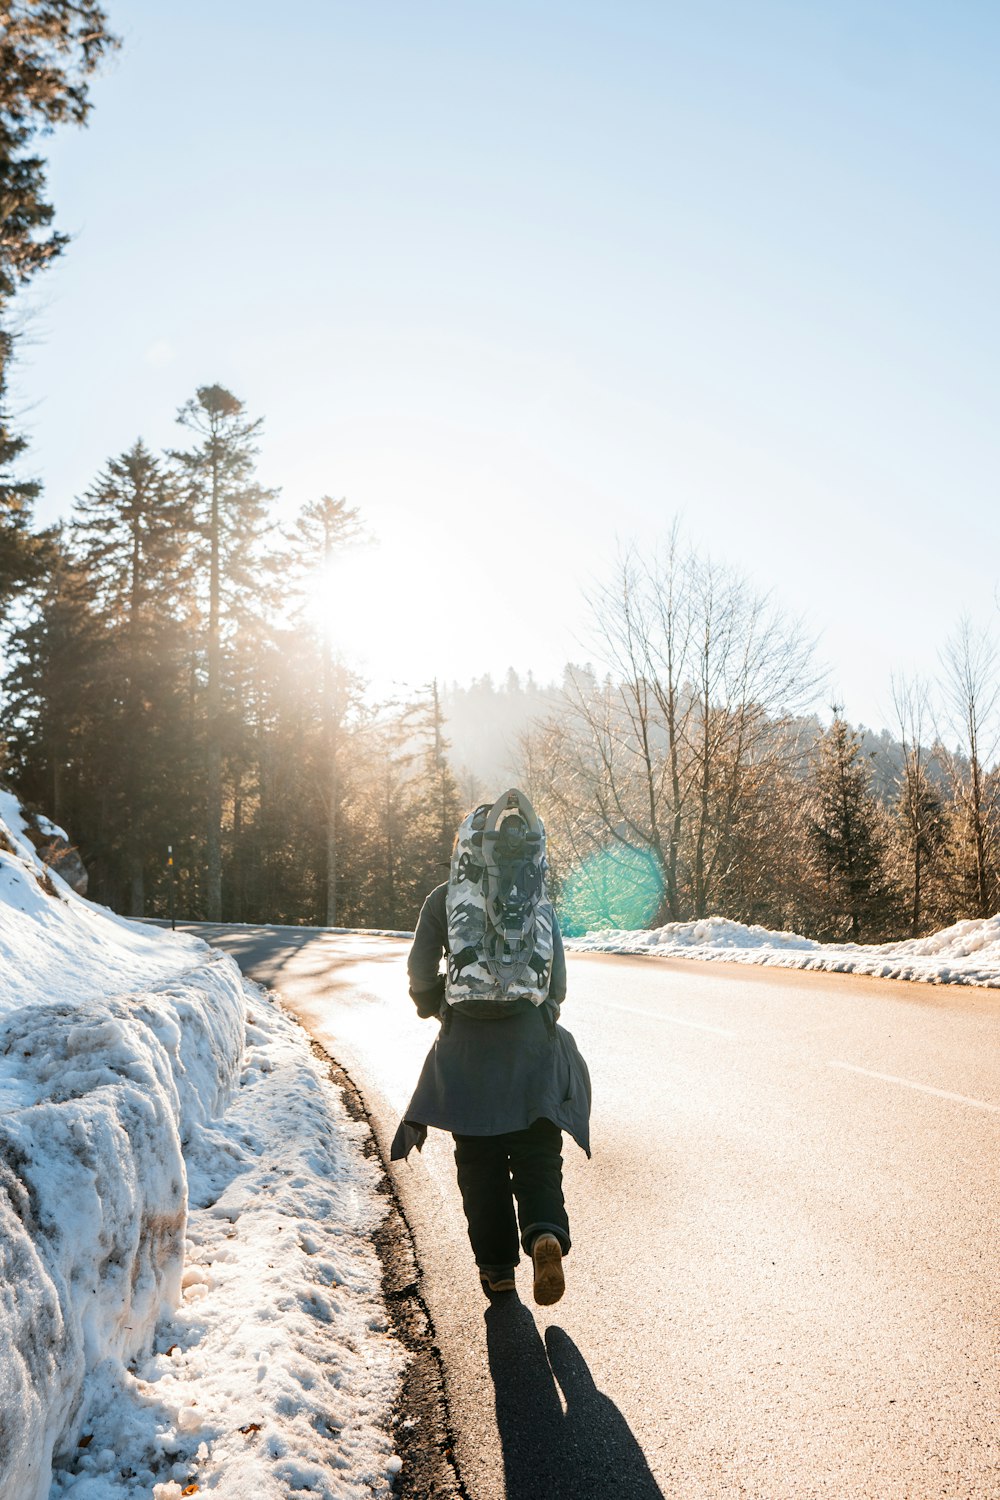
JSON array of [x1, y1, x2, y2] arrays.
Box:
[[566, 913, 1000, 987], [47, 995, 403, 1500], [0, 962, 244, 1499], [0, 790, 207, 1007], [0, 793, 402, 1500]]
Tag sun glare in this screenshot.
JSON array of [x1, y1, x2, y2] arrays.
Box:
[[305, 549, 389, 653], [302, 542, 444, 692]]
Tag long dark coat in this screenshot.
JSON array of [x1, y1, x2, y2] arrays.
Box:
[[389, 884, 592, 1161]]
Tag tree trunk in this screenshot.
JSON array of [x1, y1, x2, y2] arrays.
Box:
[[52, 746, 64, 828], [970, 757, 989, 918], [206, 444, 223, 921], [323, 621, 339, 926], [126, 511, 144, 919], [432, 679, 450, 865], [129, 854, 145, 918], [325, 768, 338, 926]]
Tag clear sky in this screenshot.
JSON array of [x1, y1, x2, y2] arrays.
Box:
[[12, 0, 1000, 729]]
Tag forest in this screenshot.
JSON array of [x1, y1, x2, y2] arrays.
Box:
[[1, 4, 998, 943], [1, 382, 466, 927], [2, 406, 999, 945], [504, 544, 1000, 941]]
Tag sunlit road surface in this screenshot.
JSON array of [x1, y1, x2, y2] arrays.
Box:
[[183, 925, 1000, 1499]]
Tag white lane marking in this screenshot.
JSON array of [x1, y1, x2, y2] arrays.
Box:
[[598, 1000, 737, 1038], [829, 1060, 1000, 1114]]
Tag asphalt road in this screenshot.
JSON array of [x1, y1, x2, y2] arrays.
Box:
[[182, 924, 1000, 1499]]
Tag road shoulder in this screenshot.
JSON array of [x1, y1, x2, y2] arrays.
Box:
[[308, 1039, 469, 1500]]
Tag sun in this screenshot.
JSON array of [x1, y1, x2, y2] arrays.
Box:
[[302, 538, 448, 693]]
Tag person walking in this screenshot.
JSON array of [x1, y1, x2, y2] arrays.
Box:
[[390, 790, 591, 1305]]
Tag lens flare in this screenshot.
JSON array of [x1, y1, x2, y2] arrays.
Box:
[[559, 846, 664, 935]]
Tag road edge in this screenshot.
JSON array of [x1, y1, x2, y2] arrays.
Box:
[[308, 1039, 470, 1500]]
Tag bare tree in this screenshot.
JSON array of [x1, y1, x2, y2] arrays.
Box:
[[938, 620, 1000, 919], [684, 552, 819, 916], [534, 528, 821, 925]]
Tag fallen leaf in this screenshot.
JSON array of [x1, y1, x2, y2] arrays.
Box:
[[239, 1423, 261, 1435], [182, 1487, 199, 1497], [78, 1434, 93, 1449]]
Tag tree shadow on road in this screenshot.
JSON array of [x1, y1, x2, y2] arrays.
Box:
[[485, 1299, 665, 1499], [162, 922, 403, 992]]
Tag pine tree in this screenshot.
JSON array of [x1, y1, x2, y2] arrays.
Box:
[[173, 385, 280, 920], [0, 330, 49, 614], [0, 2, 118, 618], [69, 442, 194, 913], [809, 712, 896, 941], [347, 712, 415, 928], [889, 677, 946, 937], [413, 679, 463, 882], [286, 495, 362, 924], [894, 763, 945, 937], [337, 704, 457, 929], [2, 537, 106, 850], [0, 2, 118, 296]]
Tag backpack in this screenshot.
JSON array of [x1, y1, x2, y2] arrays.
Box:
[[445, 788, 554, 1010]]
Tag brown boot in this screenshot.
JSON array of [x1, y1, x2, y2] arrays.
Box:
[[479, 1268, 516, 1294], [531, 1234, 565, 1306]]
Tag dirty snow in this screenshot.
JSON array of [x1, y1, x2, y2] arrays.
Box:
[[566, 913, 1000, 987], [0, 793, 403, 1500]]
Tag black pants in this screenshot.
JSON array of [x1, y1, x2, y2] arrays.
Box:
[[453, 1117, 571, 1276]]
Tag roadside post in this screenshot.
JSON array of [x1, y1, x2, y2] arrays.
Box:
[[168, 844, 176, 931]]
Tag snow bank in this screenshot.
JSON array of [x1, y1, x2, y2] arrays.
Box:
[[0, 789, 208, 1008], [0, 961, 244, 1500], [566, 913, 1000, 987], [47, 990, 402, 1500], [0, 795, 402, 1500]]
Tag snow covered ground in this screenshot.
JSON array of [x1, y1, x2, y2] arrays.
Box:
[[565, 912, 1000, 987], [0, 792, 403, 1500]]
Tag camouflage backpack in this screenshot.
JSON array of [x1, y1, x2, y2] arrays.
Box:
[[445, 788, 555, 1010]]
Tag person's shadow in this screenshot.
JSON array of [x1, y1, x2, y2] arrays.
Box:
[[485, 1299, 665, 1498]]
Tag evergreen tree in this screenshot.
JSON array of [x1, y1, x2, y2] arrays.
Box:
[[173, 385, 280, 920], [340, 683, 466, 924], [0, 2, 118, 617], [2, 537, 106, 848], [0, 1, 118, 296], [889, 677, 946, 936], [412, 679, 463, 882], [69, 441, 194, 913], [339, 712, 410, 927], [809, 712, 895, 941], [0, 329, 49, 615], [893, 762, 946, 937], [286, 495, 362, 924]]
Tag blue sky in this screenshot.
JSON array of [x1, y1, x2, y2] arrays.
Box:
[[13, 0, 1000, 728]]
